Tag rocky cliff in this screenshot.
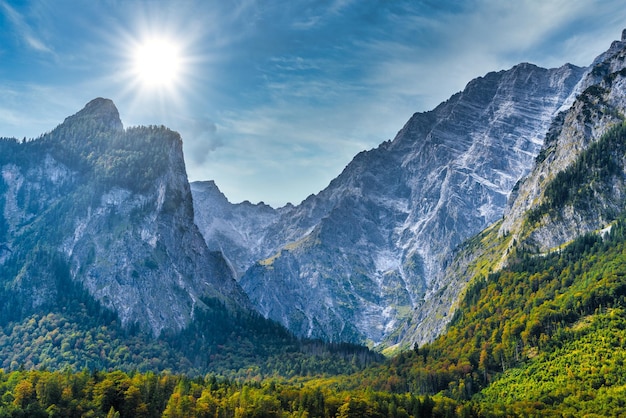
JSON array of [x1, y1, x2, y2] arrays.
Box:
[[194, 60, 586, 345], [0, 98, 248, 337], [397, 31, 626, 350], [502, 31, 626, 250]]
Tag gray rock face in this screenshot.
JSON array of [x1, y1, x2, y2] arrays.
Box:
[[398, 32, 626, 350], [0, 98, 249, 336], [501, 36, 626, 251], [191, 181, 287, 278], [194, 63, 586, 345]]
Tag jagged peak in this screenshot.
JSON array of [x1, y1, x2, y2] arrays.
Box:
[[191, 180, 229, 202], [589, 30, 626, 70]]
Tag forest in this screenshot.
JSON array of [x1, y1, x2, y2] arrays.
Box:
[[2, 214, 626, 416]]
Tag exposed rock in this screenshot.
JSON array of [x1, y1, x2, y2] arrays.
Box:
[[0, 100, 249, 336], [399, 31, 626, 350], [501, 35, 626, 250], [191, 180, 284, 278], [195, 61, 586, 345]]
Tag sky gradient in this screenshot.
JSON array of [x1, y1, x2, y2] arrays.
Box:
[[1, 0, 626, 207]]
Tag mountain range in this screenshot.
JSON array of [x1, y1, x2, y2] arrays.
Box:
[[0, 97, 378, 375], [191, 53, 589, 347], [2, 28, 626, 380], [2, 29, 626, 417]]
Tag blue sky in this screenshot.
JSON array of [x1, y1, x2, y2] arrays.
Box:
[[1, 0, 626, 207]]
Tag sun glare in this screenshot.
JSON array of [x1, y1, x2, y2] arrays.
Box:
[[132, 38, 182, 88], [114, 19, 203, 112]]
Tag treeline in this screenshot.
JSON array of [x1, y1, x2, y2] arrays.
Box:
[[0, 288, 382, 381], [0, 369, 446, 418], [0, 246, 381, 380]]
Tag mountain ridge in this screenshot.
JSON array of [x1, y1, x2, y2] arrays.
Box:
[[193, 59, 587, 346], [396, 30, 626, 350], [1, 98, 249, 337]]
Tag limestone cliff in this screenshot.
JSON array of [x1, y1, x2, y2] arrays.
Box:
[[0, 98, 249, 336]]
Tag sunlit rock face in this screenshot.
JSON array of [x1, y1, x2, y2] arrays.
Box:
[[501, 36, 626, 250], [0, 98, 249, 337], [194, 61, 586, 346], [398, 33, 626, 351]]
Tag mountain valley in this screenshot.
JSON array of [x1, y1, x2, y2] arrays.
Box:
[[193, 61, 586, 346], [2, 27, 626, 418]]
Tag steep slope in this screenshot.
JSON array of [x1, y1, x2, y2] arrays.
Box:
[[195, 61, 585, 345], [0, 98, 248, 337], [191, 180, 287, 277], [502, 31, 626, 250], [344, 217, 626, 416], [398, 31, 626, 349]]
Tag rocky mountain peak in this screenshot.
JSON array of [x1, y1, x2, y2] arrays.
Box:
[[195, 57, 586, 346], [61, 97, 123, 134], [0, 99, 250, 337]]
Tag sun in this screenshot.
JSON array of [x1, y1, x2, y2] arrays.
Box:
[[132, 38, 182, 89], [113, 21, 202, 111]]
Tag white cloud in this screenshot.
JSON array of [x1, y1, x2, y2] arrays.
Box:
[[180, 117, 224, 165], [0, 0, 54, 54]]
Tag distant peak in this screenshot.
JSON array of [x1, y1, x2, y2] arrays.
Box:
[[622, 28, 626, 42], [61, 97, 123, 133], [190, 180, 229, 202]]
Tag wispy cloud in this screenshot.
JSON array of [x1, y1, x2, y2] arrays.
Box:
[[358, 0, 626, 112], [290, 0, 355, 29], [0, 0, 54, 54], [2, 0, 626, 207]]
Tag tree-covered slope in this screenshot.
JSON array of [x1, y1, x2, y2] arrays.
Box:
[[3, 220, 626, 417], [0, 99, 382, 380], [332, 117, 626, 414], [0, 278, 380, 380]]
